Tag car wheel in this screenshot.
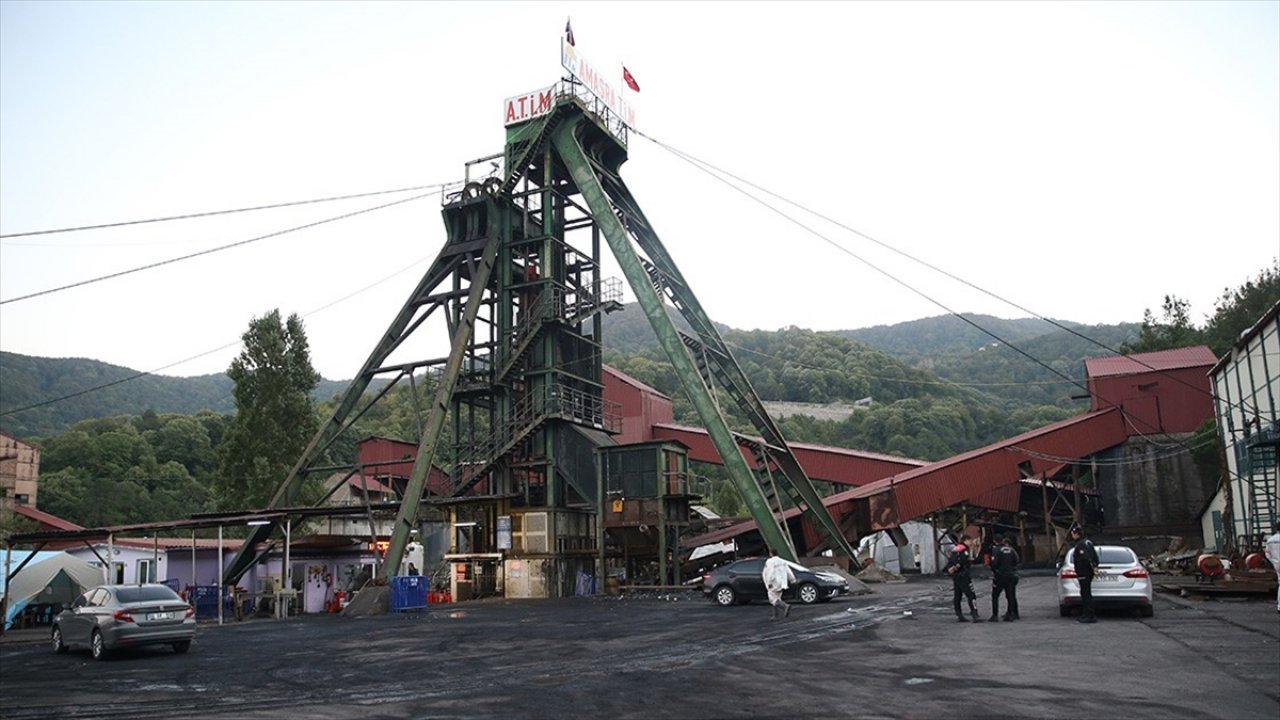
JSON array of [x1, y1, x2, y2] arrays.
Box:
[[51, 626, 67, 654], [172, 640, 191, 654], [90, 630, 107, 661], [1139, 605, 1154, 618], [713, 585, 737, 607], [796, 582, 820, 605]]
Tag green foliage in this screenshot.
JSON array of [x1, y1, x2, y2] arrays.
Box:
[[32, 413, 219, 527], [216, 310, 322, 510], [1202, 260, 1279, 357]]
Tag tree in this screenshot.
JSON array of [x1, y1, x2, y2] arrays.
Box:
[[1202, 259, 1279, 356], [1121, 295, 1206, 354], [215, 310, 321, 510]]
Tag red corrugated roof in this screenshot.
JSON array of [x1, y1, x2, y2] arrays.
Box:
[[12, 505, 83, 531], [603, 365, 672, 400], [1085, 346, 1216, 379]]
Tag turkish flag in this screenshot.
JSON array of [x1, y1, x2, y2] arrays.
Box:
[[622, 66, 640, 92]]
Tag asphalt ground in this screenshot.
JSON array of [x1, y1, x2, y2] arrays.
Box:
[[1, 573, 1277, 720]]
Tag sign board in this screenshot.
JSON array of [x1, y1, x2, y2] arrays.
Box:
[[504, 86, 555, 126], [560, 38, 636, 128], [497, 515, 513, 549]]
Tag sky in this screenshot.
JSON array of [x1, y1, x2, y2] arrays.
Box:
[[1, 1, 1277, 382]]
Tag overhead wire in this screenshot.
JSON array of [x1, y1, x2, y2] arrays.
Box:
[[0, 254, 434, 418], [0, 182, 458, 240], [631, 128, 1253, 475], [634, 129, 1247, 422], [0, 190, 443, 306], [629, 128, 1095, 402]]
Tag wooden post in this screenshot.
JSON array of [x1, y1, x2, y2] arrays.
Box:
[[1041, 474, 1053, 557], [1072, 465, 1082, 525]]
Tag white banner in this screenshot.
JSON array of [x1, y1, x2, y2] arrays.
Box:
[[560, 38, 636, 128]]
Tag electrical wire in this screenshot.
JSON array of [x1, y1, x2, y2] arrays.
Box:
[[0, 255, 434, 418], [629, 135, 1095, 403], [0, 191, 439, 306], [0, 182, 459, 240], [634, 129, 1254, 424]]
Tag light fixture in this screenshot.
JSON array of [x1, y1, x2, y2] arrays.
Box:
[[455, 522, 478, 527], [246, 519, 271, 526]]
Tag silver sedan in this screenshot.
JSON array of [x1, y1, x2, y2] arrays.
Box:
[[52, 584, 196, 660]]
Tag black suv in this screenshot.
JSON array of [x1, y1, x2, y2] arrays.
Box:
[[701, 558, 849, 606]]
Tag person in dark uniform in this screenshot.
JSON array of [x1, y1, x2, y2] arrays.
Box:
[[1070, 525, 1100, 623], [944, 536, 980, 622], [989, 536, 1020, 621]]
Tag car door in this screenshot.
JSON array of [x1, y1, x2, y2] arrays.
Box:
[[731, 559, 766, 600], [63, 589, 97, 647]]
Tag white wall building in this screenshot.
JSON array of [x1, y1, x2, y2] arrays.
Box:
[[1202, 301, 1279, 552]]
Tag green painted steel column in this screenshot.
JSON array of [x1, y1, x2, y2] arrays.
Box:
[[381, 229, 502, 579], [551, 118, 793, 559]]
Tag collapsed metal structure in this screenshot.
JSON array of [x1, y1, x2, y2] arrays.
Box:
[[223, 81, 857, 597]]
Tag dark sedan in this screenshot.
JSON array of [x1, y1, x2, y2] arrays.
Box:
[[52, 584, 196, 660], [701, 558, 849, 606]]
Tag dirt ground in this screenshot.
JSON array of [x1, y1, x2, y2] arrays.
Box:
[[2, 573, 1277, 720]]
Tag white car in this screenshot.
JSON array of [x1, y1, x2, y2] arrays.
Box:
[[1057, 544, 1154, 617]]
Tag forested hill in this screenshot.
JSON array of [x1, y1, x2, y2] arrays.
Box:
[[0, 352, 349, 439], [0, 308, 1136, 440], [835, 315, 1142, 407], [600, 304, 1140, 408]]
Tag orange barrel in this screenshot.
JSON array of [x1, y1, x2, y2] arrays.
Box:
[[1196, 554, 1225, 577]]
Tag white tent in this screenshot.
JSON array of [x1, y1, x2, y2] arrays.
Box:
[[2, 551, 102, 630]]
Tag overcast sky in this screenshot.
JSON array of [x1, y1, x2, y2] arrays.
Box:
[[1, 1, 1276, 381]]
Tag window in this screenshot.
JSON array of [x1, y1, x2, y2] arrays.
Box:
[[137, 559, 156, 583], [14, 494, 29, 505]]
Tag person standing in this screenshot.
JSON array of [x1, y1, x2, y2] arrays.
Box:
[[944, 536, 980, 622], [762, 547, 796, 620], [989, 536, 1020, 621], [1070, 525, 1100, 623], [1265, 521, 1280, 614]]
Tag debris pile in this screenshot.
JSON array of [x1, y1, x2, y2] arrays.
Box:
[[853, 561, 906, 585]]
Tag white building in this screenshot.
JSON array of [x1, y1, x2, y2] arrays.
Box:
[[1202, 301, 1280, 552]]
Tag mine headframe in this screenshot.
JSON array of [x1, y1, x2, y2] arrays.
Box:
[[222, 82, 857, 586]]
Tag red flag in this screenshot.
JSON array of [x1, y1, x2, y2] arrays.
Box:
[[622, 66, 640, 92], [565, 18, 575, 47]]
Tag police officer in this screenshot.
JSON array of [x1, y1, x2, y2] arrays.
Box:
[[1070, 525, 1100, 623], [989, 535, 1020, 621], [944, 535, 980, 622]]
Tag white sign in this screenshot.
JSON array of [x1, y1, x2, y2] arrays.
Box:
[[560, 38, 636, 128], [504, 86, 555, 126]]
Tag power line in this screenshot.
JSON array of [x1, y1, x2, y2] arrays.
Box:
[[0, 255, 433, 418], [632, 131, 1094, 402], [0, 191, 438, 306], [635, 129, 1234, 416], [0, 182, 459, 240]]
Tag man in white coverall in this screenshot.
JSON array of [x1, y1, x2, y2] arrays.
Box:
[[1266, 521, 1280, 613], [763, 547, 796, 620]]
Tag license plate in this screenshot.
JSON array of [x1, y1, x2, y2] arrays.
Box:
[[147, 612, 172, 621], [1095, 574, 1119, 582]]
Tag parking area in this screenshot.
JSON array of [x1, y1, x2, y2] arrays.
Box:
[[2, 574, 1277, 719]]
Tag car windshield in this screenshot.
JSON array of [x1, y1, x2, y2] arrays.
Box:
[[1097, 548, 1137, 565], [115, 586, 181, 603]]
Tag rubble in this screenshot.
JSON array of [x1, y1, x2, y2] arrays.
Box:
[[853, 561, 906, 584]]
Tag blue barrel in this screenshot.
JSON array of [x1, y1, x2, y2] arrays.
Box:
[[190, 585, 233, 619], [388, 576, 429, 613]]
